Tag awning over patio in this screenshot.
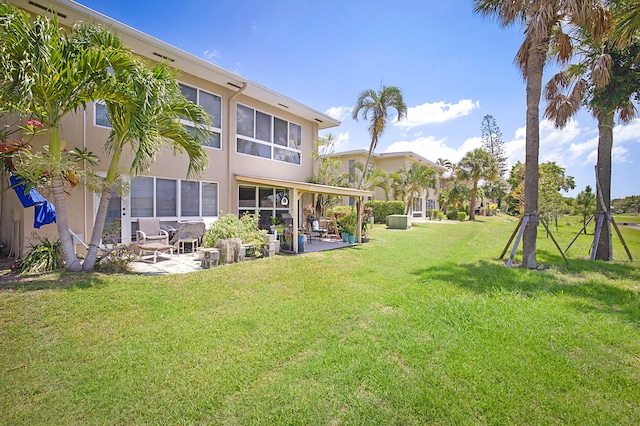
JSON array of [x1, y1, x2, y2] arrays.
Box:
[[235, 174, 372, 253]]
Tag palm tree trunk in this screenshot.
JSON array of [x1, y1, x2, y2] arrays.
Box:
[[470, 181, 478, 221], [522, 45, 545, 269], [47, 126, 82, 272], [51, 175, 82, 271], [82, 187, 112, 271], [595, 110, 614, 261], [83, 148, 122, 271]]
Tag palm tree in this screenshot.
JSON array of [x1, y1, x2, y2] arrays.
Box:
[[545, 29, 639, 260], [0, 5, 133, 271], [440, 181, 470, 213], [612, 0, 640, 44], [351, 85, 407, 189], [474, 0, 607, 268], [82, 60, 210, 270], [457, 148, 499, 220], [347, 161, 388, 197], [390, 164, 436, 215]]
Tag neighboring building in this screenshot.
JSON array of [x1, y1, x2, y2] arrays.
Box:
[[1, 0, 370, 256], [330, 150, 446, 219]]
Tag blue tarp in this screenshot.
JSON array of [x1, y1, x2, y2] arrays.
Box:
[[9, 175, 56, 228]]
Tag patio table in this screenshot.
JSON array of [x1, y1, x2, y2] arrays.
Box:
[[138, 242, 175, 263]]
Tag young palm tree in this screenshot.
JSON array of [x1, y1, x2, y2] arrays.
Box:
[[351, 85, 407, 189], [457, 148, 499, 220], [82, 60, 211, 270], [473, 0, 607, 268], [347, 161, 388, 197], [0, 5, 133, 271], [390, 164, 436, 215], [545, 30, 639, 260]]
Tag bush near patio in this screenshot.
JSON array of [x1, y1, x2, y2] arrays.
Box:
[[365, 200, 405, 223], [1, 215, 639, 424], [202, 213, 268, 257]]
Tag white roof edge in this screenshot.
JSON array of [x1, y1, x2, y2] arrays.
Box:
[[331, 149, 447, 171], [13, 0, 340, 130]]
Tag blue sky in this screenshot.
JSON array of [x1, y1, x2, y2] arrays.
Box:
[[76, 0, 639, 199]]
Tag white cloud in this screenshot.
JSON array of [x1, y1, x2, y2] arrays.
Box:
[[335, 132, 350, 148], [384, 135, 481, 163], [394, 99, 479, 128], [614, 119, 640, 144], [504, 118, 584, 168], [325, 106, 351, 121], [203, 49, 220, 62], [505, 117, 639, 171]]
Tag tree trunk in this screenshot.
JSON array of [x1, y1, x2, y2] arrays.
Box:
[[595, 110, 614, 261], [51, 175, 82, 271], [522, 45, 545, 269], [47, 126, 82, 272], [469, 181, 478, 221], [83, 148, 123, 271], [82, 186, 112, 270]]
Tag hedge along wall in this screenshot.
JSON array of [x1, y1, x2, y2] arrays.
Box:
[[365, 200, 406, 223]]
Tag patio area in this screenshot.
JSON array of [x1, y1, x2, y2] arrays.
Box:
[[129, 237, 355, 275]]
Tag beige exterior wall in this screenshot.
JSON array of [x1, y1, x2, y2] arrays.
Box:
[[330, 150, 444, 219], [1, 0, 335, 256]]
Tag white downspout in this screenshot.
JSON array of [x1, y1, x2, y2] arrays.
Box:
[[227, 82, 247, 214]]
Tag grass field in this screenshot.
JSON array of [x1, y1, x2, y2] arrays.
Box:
[[1, 215, 639, 425]]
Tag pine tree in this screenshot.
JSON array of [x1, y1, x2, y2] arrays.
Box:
[[480, 114, 508, 178]]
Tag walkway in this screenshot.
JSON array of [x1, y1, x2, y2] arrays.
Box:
[[129, 237, 355, 275]]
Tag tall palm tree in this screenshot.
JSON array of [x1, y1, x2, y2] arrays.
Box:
[[82, 60, 210, 270], [457, 148, 499, 220], [0, 5, 133, 271], [352, 85, 407, 189], [474, 0, 607, 268], [545, 29, 639, 260]]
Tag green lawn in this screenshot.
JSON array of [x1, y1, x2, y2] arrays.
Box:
[[1, 215, 639, 425]]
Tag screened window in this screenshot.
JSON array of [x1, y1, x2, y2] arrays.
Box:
[[131, 176, 218, 219], [179, 83, 222, 149], [236, 104, 302, 165], [95, 101, 111, 128], [238, 185, 290, 229]]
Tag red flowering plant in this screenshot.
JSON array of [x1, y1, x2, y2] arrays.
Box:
[[4, 117, 100, 192]]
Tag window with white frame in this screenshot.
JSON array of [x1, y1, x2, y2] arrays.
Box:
[[236, 104, 302, 165], [179, 83, 222, 149], [238, 185, 290, 229], [94, 101, 111, 128], [130, 176, 218, 219]]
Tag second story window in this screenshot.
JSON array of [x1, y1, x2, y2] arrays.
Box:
[[94, 101, 111, 128], [236, 104, 302, 165], [179, 83, 222, 149]]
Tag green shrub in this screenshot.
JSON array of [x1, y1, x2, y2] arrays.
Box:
[[429, 209, 440, 220], [203, 213, 268, 254], [446, 210, 458, 220], [96, 244, 137, 273], [436, 211, 446, 220], [337, 211, 357, 235], [457, 211, 467, 221], [365, 200, 405, 223], [15, 236, 63, 274]]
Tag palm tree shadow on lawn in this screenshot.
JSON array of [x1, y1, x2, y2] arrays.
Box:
[[411, 252, 640, 325], [0, 271, 106, 292]]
